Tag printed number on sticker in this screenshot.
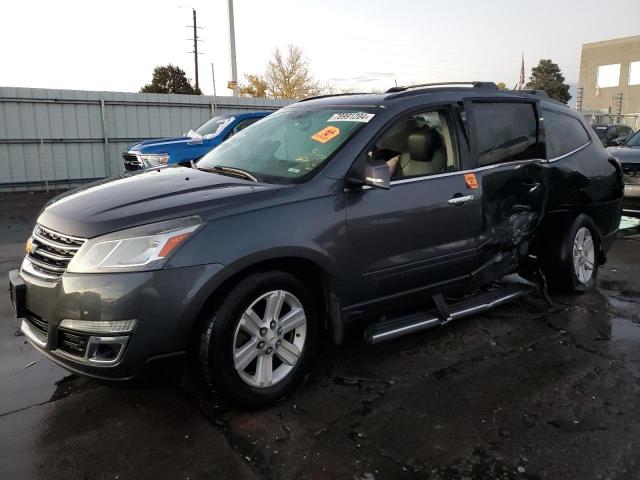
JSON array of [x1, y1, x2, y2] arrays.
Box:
[[327, 112, 375, 123]]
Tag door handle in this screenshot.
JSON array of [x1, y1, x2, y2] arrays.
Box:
[[448, 194, 475, 205]]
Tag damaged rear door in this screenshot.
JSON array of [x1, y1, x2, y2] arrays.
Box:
[[464, 98, 548, 279]]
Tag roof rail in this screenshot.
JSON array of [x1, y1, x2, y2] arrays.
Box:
[[518, 89, 550, 98], [299, 92, 371, 102], [385, 81, 498, 94]]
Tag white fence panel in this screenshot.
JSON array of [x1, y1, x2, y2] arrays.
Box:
[[0, 87, 292, 191]]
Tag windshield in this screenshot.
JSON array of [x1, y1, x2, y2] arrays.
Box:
[[624, 130, 640, 147], [592, 125, 607, 139], [195, 115, 235, 137], [196, 107, 376, 183]]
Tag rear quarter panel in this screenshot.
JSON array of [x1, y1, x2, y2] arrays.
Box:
[[544, 140, 623, 239]]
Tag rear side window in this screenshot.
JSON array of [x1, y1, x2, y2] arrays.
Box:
[[472, 102, 538, 166], [543, 110, 590, 159]]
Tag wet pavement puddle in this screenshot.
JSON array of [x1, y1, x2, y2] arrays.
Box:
[[611, 316, 640, 342]]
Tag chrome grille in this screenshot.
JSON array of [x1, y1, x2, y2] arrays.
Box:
[[622, 163, 640, 177], [122, 153, 143, 171], [25, 311, 49, 339], [26, 224, 86, 280], [57, 329, 90, 358]]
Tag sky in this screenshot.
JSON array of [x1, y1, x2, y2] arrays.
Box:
[[1, 0, 639, 96]]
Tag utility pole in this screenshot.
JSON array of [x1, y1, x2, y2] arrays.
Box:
[[211, 62, 218, 114], [227, 0, 239, 96], [192, 8, 200, 92]]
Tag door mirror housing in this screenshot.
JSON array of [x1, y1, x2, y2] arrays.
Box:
[[364, 161, 391, 190]]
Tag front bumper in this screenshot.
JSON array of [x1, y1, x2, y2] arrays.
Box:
[[11, 261, 233, 380], [623, 183, 640, 217]]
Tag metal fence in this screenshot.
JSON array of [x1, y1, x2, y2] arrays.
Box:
[[0, 87, 292, 191], [582, 112, 640, 131]]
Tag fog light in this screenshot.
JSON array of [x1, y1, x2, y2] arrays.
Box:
[[59, 319, 137, 334], [86, 335, 129, 364]]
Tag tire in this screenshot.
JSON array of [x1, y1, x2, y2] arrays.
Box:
[[540, 214, 600, 293], [195, 271, 319, 408]]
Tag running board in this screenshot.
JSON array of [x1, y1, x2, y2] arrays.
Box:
[[365, 283, 533, 344]]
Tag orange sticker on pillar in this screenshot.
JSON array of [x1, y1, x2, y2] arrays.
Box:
[[464, 173, 479, 189], [311, 126, 341, 143]]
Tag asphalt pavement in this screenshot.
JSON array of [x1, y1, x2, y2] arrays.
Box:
[[1, 191, 639, 480]]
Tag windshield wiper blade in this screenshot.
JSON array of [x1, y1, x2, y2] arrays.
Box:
[[196, 165, 259, 182]]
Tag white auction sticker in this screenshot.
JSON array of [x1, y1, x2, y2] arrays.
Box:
[[327, 112, 375, 123]]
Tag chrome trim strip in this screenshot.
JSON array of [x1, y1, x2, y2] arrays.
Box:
[[26, 256, 66, 273], [20, 257, 60, 281], [368, 288, 530, 344], [32, 231, 81, 251], [387, 158, 544, 187], [622, 208, 640, 214], [37, 224, 86, 244], [547, 141, 591, 163], [54, 335, 129, 366], [449, 291, 525, 320], [369, 317, 441, 344], [32, 248, 71, 262], [21, 320, 47, 347]]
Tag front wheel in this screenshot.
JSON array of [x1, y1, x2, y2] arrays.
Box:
[[195, 271, 319, 408], [541, 214, 600, 293]]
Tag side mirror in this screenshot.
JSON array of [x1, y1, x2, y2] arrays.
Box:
[[364, 162, 391, 190]]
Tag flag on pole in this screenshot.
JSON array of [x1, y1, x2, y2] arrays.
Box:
[[515, 54, 526, 90]]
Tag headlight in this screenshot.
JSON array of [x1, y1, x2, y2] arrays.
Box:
[[139, 153, 170, 167], [67, 216, 203, 273]]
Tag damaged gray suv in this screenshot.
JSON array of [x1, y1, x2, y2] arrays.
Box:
[[9, 82, 624, 407]]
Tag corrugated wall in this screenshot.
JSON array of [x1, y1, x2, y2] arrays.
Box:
[[0, 87, 292, 191]]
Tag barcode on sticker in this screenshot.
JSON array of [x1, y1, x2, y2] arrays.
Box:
[[327, 112, 375, 123]]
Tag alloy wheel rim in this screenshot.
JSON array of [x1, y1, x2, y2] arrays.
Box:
[[572, 226, 595, 284], [232, 290, 307, 388]]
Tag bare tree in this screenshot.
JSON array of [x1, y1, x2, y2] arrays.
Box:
[[239, 74, 268, 98], [265, 45, 322, 99], [240, 45, 323, 99]]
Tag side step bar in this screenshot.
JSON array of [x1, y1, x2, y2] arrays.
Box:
[[365, 283, 533, 344]]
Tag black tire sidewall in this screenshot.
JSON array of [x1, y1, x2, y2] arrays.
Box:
[[198, 271, 319, 408], [546, 214, 599, 293]]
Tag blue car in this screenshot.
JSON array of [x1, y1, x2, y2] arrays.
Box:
[[122, 111, 270, 171]]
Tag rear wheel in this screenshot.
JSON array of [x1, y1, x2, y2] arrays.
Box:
[[541, 214, 600, 293], [195, 271, 319, 407]]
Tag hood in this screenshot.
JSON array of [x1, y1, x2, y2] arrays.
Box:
[[607, 145, 640, 163], [38, 167, 280, 238], [127, 135, 217, 153]]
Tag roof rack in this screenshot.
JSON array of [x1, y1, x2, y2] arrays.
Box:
[[518, 89, 549, 98], [385, 81, 498, 94], [299, 92, 371, 102]]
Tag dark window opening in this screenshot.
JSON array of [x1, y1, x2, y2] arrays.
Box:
[[544, 110, 590, 159], [473, 102, 538, 166]]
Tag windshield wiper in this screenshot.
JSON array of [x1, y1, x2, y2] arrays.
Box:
[[194, 164, 259, 182]]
